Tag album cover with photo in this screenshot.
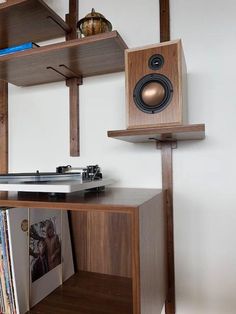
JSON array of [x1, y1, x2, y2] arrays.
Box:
[[30, 215, 62, 283]]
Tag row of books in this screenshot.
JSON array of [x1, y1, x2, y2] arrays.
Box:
[[0, 42, 38, 56], [0, 208, 74, 314]]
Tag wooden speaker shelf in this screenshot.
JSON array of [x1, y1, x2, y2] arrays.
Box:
[[0, 0, 70, 49], [107, 124, 205, 143], [0, 31, 127, 86]]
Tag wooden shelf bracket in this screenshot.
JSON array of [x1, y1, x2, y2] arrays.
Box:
[[46, 15, 72, 33]]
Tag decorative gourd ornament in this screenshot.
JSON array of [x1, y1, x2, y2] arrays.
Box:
[[77, 8, 112, 37]]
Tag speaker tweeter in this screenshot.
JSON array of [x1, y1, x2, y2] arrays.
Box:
[[148, 54, 164, 70]]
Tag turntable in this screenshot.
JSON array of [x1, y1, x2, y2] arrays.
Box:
[[0, 165, 113, 194]]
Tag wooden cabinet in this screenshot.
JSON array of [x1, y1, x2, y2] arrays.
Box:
[[0, 188, 166, 314]]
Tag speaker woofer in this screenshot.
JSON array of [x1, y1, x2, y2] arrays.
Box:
[[133, 74, 173, 114]]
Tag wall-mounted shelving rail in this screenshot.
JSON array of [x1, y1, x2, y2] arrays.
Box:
[[0, 0, 127, 156]]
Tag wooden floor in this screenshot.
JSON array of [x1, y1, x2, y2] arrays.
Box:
[[28, 271, 133, 314]]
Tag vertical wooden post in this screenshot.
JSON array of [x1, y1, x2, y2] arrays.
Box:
[[67, 0, 79, 37], [66, 0, 81, 156], [160, 0, 170, 42], [66, 0, 80, 272], [160, 141, 176, 314], [159, 1, 174, 313], [0, 81, 8, 174], [66, 77, 80, 157]]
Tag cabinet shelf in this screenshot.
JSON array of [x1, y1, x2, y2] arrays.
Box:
[[0, 31, 127, 86], [0, 188, 160, 211], [27, 271, 133, 314], [0, 0, 70, 49], [107, 124, 205, 143]]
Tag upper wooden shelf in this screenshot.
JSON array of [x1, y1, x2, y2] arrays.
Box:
[[0, 31, 127, 86], [107, 124, 205, 143], [0, 0, 71, 49]]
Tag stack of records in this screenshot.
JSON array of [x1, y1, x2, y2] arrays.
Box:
[[0, 210, 17, 314], [0, 208, 75, 314]]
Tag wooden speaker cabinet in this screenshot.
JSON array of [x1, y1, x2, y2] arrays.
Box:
[[125, 39, 187, 129]]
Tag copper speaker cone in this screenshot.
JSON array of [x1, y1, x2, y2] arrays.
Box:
[[141, 82, 165, 107]]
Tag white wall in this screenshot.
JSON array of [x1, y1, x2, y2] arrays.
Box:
[[8, 0, 236, 313]]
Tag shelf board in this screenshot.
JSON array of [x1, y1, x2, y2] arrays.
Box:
[[0, 188, 161, 212], [28, 271, 132, 314], [107, 124, 205, 143], [0, 0, 70, 49], [0, 31, 127, 86]]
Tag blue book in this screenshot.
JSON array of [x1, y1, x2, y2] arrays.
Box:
[[0, 42, 39, 56]]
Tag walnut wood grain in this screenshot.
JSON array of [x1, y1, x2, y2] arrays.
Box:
[[70, 211, 132, 277], [139, 193, 165, 314], [161, 142, 175, 314], [66, 1, 80, 157], [67, 77, 80, 156], [0, 188, 162, 211], [108, 124, 205, 143], [125, 40, 187, 129], [28, 271, 133, 314], [0, 31, 127, 86], [0, 81, 8, 174], [131, 210, 141, 314], [67, 0, 78, 40], [70, 211, 88, 271], [0, 0, 70, 49], [160, 0, 170, 42], [88, 212, 131, 277]]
